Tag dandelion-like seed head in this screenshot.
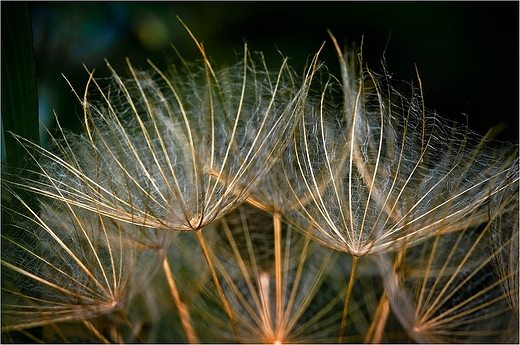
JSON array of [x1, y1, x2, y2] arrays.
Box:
[[5, 32, 306, 235], [378, 190, 519, 343], [284, 33, 519, 258], [2, 22, 518, 343], [1, 185, 173, 336]]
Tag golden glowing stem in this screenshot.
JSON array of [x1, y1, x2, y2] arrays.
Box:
[[338, 255, 360, 343], [372, 297, 389, 344], [273, 212, 283, 333], [195, 230, 242, 342], [163, 257, 199, 343], [364, 290, 389, 344], [259, 271, 274, 335], [82, 320, 110, 344]]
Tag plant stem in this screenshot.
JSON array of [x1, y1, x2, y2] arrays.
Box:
[[195, 230, 242, 342], [338, 255, 360, 343], [82, 320, 110, 344], [364, 290, 389, 343], [273, 212, 283, 333], [372, 297, 389, 344], [163, 257, 199, 343]]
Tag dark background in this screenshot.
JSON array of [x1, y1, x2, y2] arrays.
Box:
[[25, 2, 520, 147]]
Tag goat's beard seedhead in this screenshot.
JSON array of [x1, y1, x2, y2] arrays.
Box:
[[1, 25, 518, 343]]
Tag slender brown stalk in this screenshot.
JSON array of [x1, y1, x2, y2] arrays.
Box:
[[339, 255, 360, 342], [364, 291, 390, 344], [195, 230, 242, 342], [273, 212, 283, 332], [163, 257, 199, 343], [82, 320, 110, 344]]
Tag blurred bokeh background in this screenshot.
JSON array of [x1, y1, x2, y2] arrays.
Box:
[[17, 2, 520, 152]]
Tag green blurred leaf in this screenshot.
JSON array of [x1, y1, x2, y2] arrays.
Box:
[[2, 1, 40, 162], [1, 2, 42, 341]]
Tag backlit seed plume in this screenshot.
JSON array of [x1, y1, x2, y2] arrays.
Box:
[[281, 33, 519, 342], [0, 32, 325, 342], [1, 23, 518, 343], [377, 197, 519, 343], [4, 32, 311, 234], [285, 34, 519, 257], [1, 186, 173, 334]]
